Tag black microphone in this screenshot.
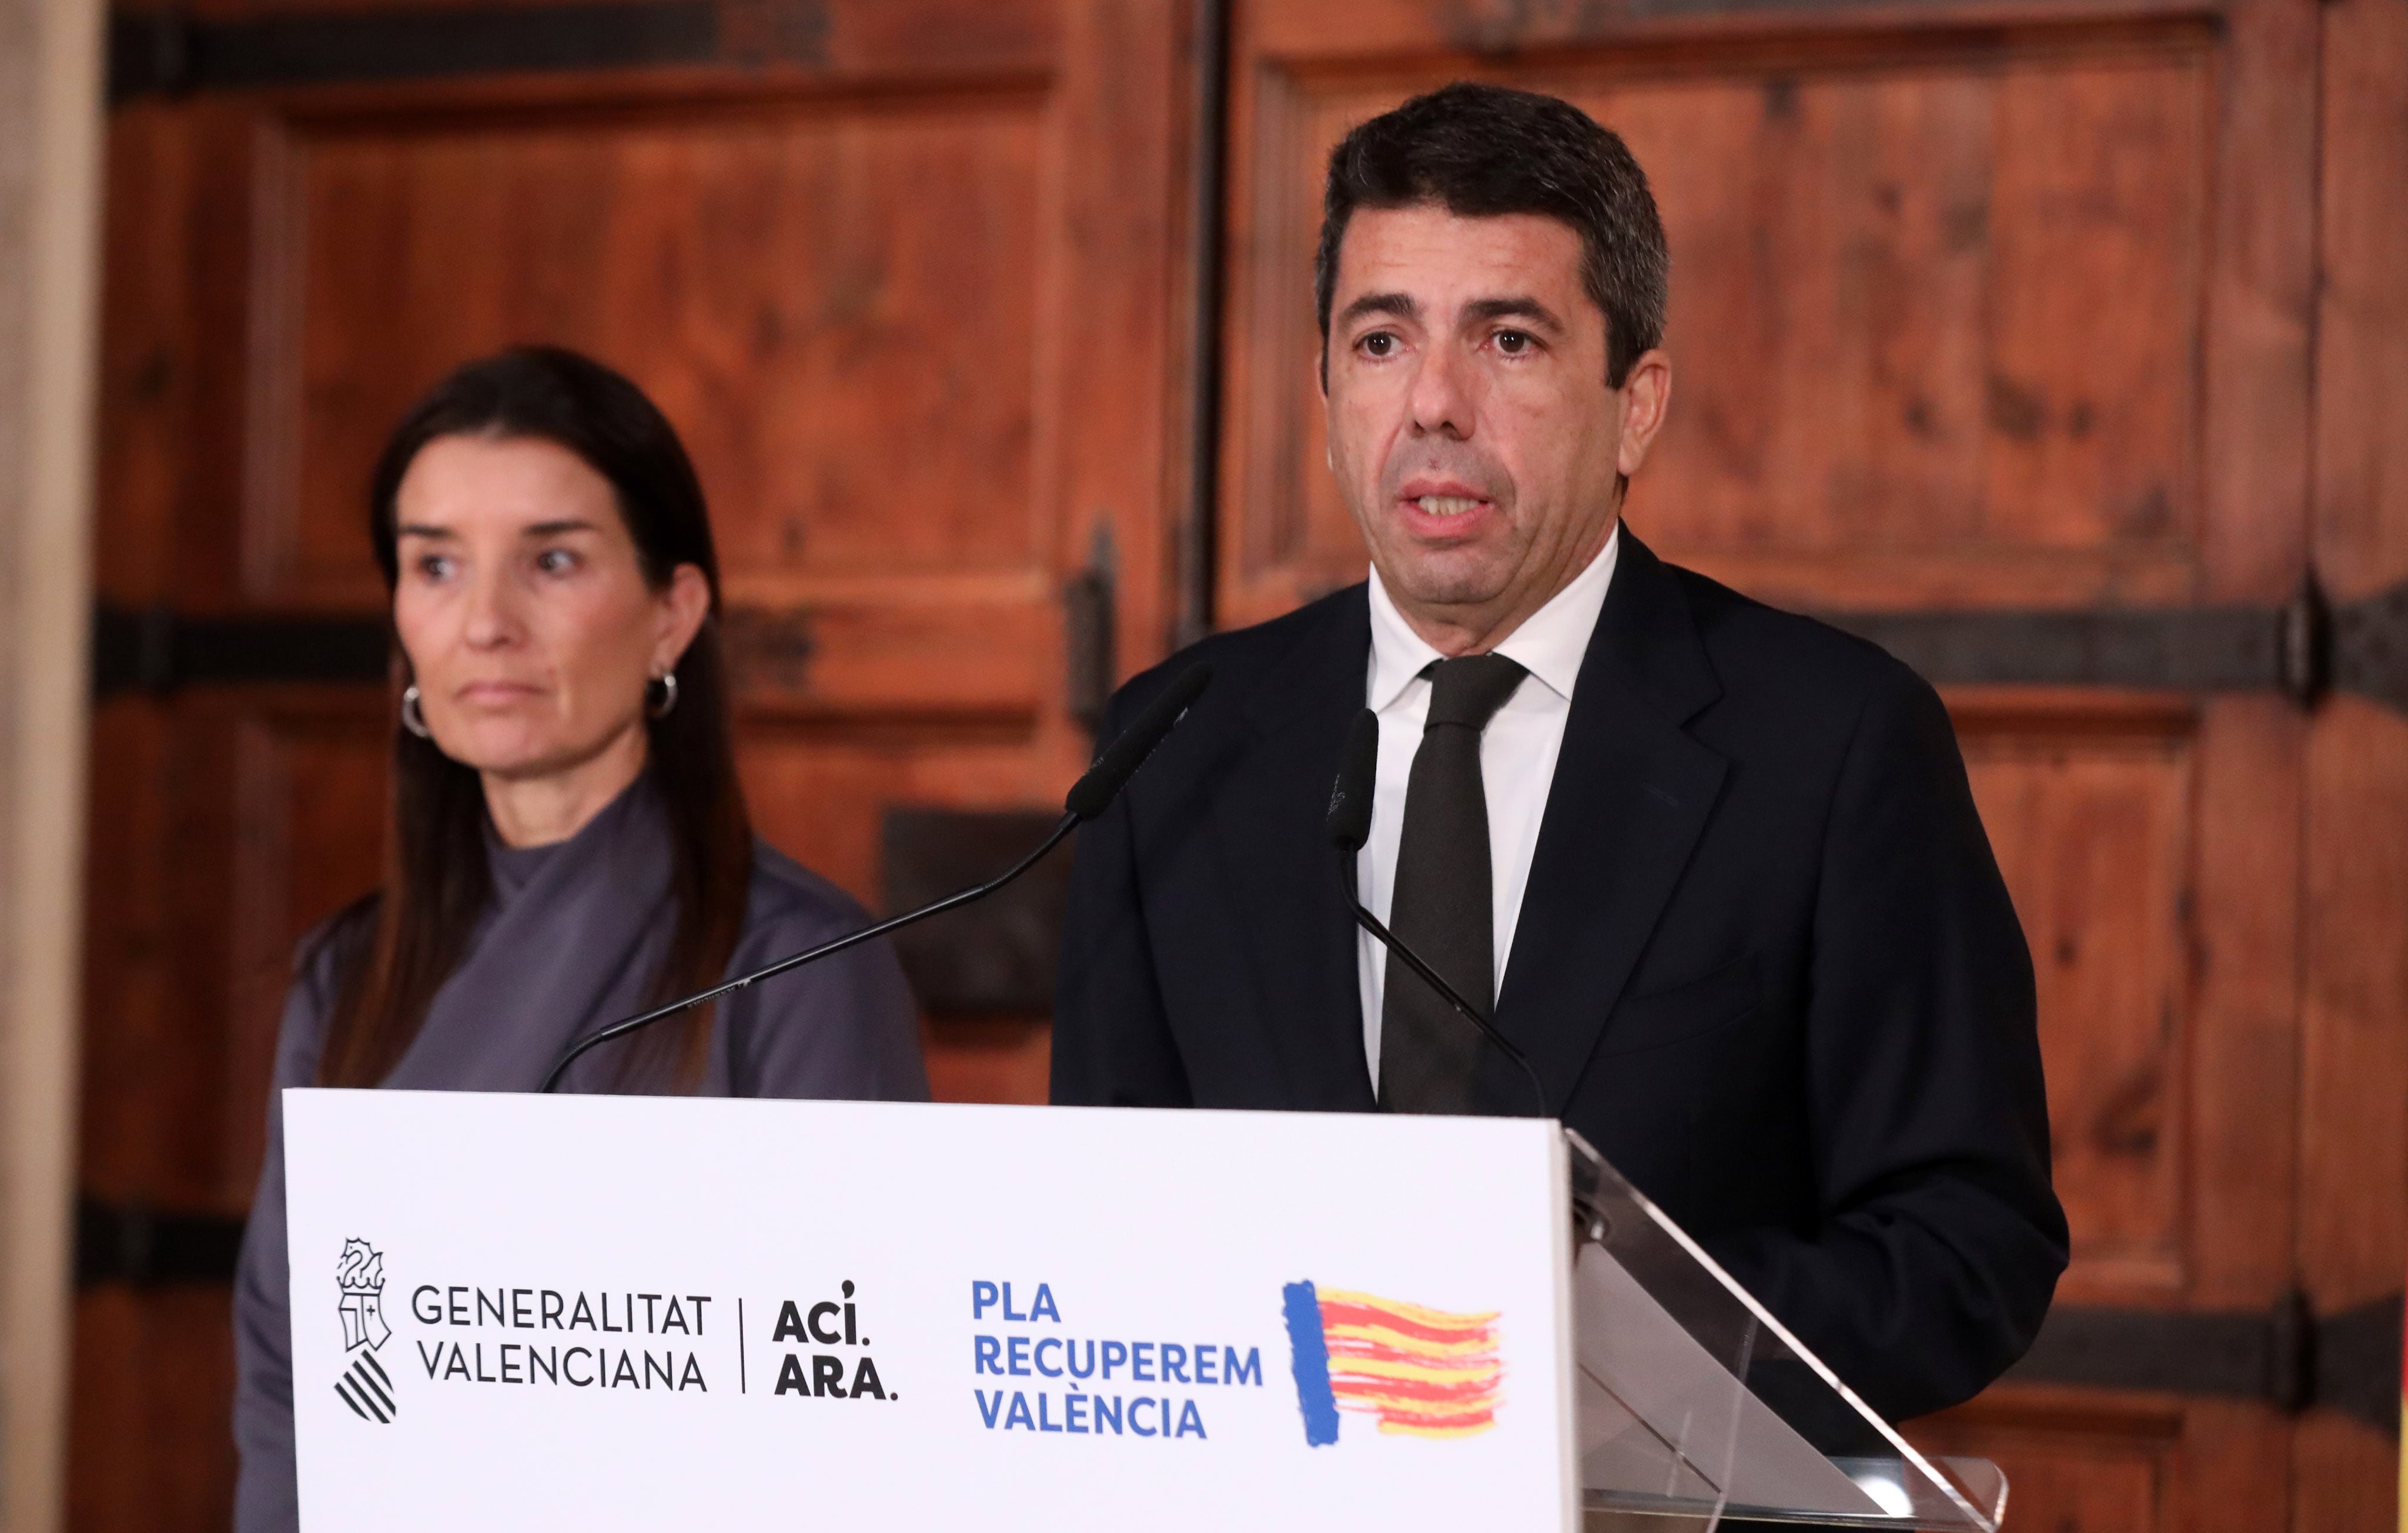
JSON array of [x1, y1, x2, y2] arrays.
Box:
[[539, 662, 1214, 1093], [1329, 708, 1549, 1117]]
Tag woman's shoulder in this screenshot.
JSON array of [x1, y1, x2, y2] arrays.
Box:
[[294, 893, 379, 998], [740, 839, 877, 948], [269, 892, 379, 1087], [725, 838, 928, 1102]]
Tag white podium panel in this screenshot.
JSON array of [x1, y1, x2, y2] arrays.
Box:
[[283, 1090, 1578, 1532]]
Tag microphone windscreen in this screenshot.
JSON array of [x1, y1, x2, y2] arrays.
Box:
[[1327, 708, 1379, 853], [1064, 662, 1213, 821]]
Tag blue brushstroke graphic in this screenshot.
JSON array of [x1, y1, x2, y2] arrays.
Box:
[[1283, 1280, 1339, 1447]]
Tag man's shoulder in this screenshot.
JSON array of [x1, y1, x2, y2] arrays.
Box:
[[1101, 582, 1366, 731], [1655, 553, 1924, 715]]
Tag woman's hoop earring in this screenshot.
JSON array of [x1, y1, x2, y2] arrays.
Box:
[[400, 685, 432, 739], [648, 671, 680, 720]]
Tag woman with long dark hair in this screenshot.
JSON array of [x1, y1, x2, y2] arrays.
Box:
[[231, 347, 927, 1528]]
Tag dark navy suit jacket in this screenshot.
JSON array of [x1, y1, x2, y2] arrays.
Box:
[[1051, 529, 2066, 1427]]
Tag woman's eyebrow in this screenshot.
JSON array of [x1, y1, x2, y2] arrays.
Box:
[[394, 523, 456, 541], [522, 518, 604, 538]]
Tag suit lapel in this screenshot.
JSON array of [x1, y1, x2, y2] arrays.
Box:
[[1208, 588, 1379, 1112], [1495, 533, 1728, 1112]]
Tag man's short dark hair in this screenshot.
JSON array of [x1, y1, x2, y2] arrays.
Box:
[[1315, 82, 1668, 388]]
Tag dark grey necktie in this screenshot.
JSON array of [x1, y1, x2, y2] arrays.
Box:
[[1380, 653, 1527, 1113]]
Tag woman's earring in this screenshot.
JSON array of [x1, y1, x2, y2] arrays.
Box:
[[647, 671, 680, 720], [400, 685, 432, 739]]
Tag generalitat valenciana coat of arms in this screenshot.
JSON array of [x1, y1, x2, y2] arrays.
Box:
[[334, 1238, 398, 1422]]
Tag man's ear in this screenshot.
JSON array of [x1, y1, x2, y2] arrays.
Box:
[[1614, 349, 1673, 479]]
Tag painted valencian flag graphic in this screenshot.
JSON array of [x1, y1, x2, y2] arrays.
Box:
[[1282, 1281, 1501, 1445]]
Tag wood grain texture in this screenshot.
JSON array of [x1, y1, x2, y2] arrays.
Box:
[[2197, 0, 2317, 603], [2180, 698, 2304, 1311], [2295, 0, 2408, 1518], [220, 703, 389, 1192], [261, 92, 1048, 607], [2302, 0, 2408, 1294], [1962, 709, 2196, 1294], [2314, 0, 2408, 597], [66, 1290, 237, 1532], [1912, 1382, 2184, 1533], [1218, 16, 2219, 626], [919, 1016, 1051, 1104]]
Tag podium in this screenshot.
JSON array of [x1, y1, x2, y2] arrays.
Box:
[[283, 1091, 2005, 1531], [1563, 1133, 2005, 1529]]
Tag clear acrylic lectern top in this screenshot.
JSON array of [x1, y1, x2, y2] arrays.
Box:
[[1566, 1131, 2008, 1531]]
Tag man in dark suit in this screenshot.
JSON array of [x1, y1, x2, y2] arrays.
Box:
[[1051, 82, 2065, 1430]]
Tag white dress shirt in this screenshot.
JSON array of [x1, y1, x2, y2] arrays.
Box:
[[1356, 525, 1621, 1089]]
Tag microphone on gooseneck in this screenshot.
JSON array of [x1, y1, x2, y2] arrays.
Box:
[[1329, 708, 1549, 1119], [539, 662, 1215, 1093]]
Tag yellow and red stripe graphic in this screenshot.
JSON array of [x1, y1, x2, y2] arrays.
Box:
[[1283, 1281, 1501, 1443]]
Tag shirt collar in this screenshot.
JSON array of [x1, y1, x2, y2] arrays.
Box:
[[1365, 523, 1621, 711]]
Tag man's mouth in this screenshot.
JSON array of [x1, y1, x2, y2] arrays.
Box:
[[1412, 494, 1484, 518]]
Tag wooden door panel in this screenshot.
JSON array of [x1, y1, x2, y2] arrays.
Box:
[[221, 704, 390, 1194], [78, 705, 188, 1204], [2295, 0, 2408, 1518], [725, 590, 1054, 717], [1220, 21, 2218, 628], [96, 99, 267, 612], [69, 1290, 240, 1532], [735, 728, 1065, 903], [1961, 699, 2195, 1295], [83, 695, 389, 1214], [1914, 1388, 2185, 1532], [265, 91, 1053, 606], [71, 694, 384, 1531]]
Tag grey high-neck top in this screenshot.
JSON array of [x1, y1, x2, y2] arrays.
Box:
[[230, 781, 928, 1530]]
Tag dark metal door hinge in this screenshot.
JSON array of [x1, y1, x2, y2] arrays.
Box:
[[1827, 571, 2408, 718], [1064, 526, 1118, 735], [91, 602, 390, 697], [106, 0, 739, 103], [75, 1194, 247, 1288], [2008, 1288, 2404, 1432]]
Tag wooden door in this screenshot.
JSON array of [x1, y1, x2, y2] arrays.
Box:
[[76, 0, 1198, 1523], [1215, 0, 2402, 1527]]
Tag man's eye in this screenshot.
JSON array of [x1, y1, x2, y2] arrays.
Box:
[[1357, 333, 1397, 359], [1495, 330, 1534, 356]]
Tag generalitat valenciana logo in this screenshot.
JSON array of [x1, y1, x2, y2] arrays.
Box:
[[334, 1238, 399, 1424]]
